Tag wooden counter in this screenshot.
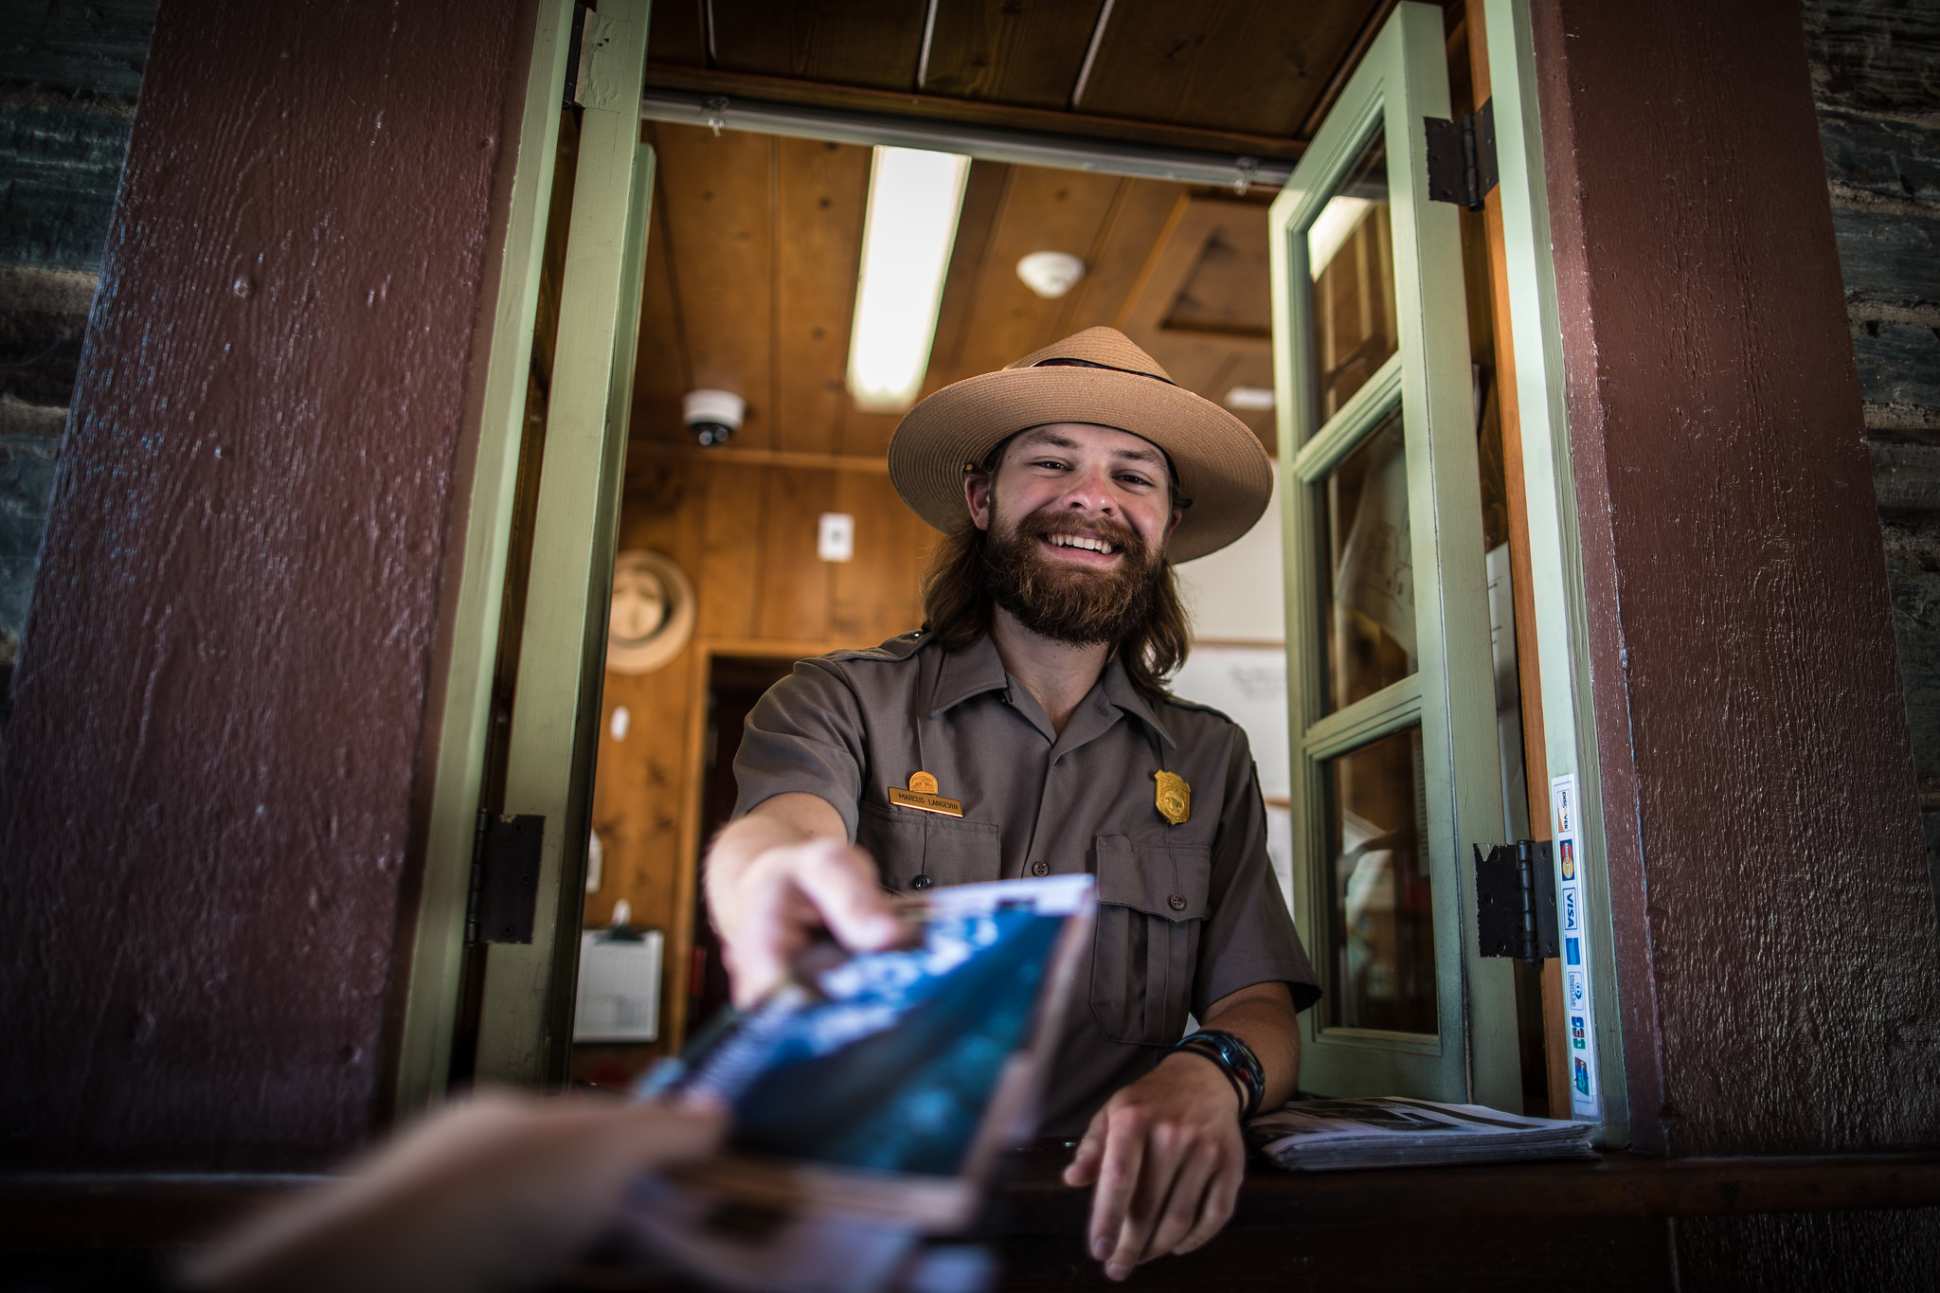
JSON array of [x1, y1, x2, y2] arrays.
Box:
[[7, 1149, 1939, 1289]]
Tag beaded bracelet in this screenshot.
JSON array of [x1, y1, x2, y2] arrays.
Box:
[[1168, 1029, 1267, 1120]]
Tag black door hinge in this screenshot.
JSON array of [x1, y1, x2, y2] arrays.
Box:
[[468, 813, 546, 945], [1425, 98, 1498, 211], [1473, 838, 1557, 965], [564, 2, 590, 109]]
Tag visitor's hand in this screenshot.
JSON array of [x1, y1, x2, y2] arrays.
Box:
[[182, 1091, 726, 1293], [719, 836, 907, 1006], [1062, 1053, 1246, 1281]]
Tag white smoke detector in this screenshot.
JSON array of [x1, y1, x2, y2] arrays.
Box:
[[1016, 250, 1086, 299]]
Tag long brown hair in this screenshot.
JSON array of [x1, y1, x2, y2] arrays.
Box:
[[920, 520, 1193, 704]]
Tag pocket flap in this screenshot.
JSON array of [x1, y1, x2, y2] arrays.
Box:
[[1093, 835, 1211, 923]]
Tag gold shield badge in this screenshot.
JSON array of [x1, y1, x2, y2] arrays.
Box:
[[1153, 770, 1191, 826]]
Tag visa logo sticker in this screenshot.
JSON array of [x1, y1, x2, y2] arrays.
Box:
[[1565, 937, 1581, 966], [1567, 971, 1587, 1009], [1570, 1015, 1587, 1049], [1563, 889, 1580, 931], [1574, 1057, 1591, 1095]]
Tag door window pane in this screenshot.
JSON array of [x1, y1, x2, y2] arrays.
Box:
[[1321, 725, 1435, 1034], [1316, 409, 1415, 714], [1305, 133, 1397, 425]]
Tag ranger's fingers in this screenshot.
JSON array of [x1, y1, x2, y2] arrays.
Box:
[[1062, 1108, 1109, 1187], [725, 871, 809, 1006], [1145, 1140, 1217, 1260], [1107, 1121, 1183, 1280], [1087, 1112, 1147, 1275], [793, 841, 905, 950], [1173, 1139, 1244, 1255]]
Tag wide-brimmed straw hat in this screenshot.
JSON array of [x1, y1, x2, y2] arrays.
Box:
[[887, 326, 1273, 562]]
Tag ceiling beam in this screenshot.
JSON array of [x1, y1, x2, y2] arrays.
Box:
[[642, 63, 1304, 189]]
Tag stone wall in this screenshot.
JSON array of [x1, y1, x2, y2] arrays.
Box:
[[0, 0, 155, 713], [1802, 0, 1940, 898]]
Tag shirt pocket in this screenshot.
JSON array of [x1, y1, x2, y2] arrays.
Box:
[[857, 801, 1002, 893], [1089, 834, 1212, 1045]]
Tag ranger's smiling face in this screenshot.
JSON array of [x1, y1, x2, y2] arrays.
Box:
[[964, 422, 1182, 566]]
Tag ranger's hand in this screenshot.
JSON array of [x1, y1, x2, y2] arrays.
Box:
[[718, 836, 906, 1006], [1062, 1051, 1246, 1281]]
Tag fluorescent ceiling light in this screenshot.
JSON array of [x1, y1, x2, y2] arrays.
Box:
[[847, 146, 971, 413], [1224, 385, 1276, 411], [1305, 195, 1374, 281]]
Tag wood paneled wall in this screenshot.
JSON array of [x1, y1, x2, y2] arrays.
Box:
[[582, 455, 937, 1056]]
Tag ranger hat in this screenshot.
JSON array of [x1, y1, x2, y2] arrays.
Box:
[[886, 326, 1273, 562]]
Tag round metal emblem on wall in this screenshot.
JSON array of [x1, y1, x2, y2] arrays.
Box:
[[605, 549, 695, 675]]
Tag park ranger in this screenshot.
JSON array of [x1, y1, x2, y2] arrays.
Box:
[[702, 326, 1319, 1283]]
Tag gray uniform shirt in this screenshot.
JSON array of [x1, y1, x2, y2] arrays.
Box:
[[730, 628, 1320, 1136]]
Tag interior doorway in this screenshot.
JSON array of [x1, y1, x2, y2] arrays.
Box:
[[688, 653, 799, 1032]]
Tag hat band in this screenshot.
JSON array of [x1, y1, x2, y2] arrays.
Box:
[[1028, 357, 1178, 386]]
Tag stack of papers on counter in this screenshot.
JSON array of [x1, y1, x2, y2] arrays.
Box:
[[1248, 1097, 1596, 1172]]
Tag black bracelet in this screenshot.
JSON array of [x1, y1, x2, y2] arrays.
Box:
[[1168, 1029, 1267, 1120]]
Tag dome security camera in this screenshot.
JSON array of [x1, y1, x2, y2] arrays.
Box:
[[685, 389, 745, 448]]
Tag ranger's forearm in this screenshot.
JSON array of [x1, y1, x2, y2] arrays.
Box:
[[1197, 985, 1302, 1112]]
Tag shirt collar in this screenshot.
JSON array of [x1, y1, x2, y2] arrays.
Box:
[[928, 632, 1011, 714], [1101, 652, 1177, 750], [928, 632, 1178, 750]]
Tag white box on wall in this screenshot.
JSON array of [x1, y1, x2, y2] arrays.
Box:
[[572, 929, 663, 1042]]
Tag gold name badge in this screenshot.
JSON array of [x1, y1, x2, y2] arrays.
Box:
[[1154, 770, 1191, 825], [889, 769, 963, 818]]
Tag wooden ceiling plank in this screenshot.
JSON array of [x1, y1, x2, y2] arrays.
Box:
[[919, 159, 1012, 392], [773, 136, 871, 457], [951, 162, 1127, 379], [708, 0, 928, 93], [651, 122, 778, 451], [647, 0, 709, 67], [1296, 0, 1402, 138], [641, 63, 1306, 160], [837, 408, 904, 461], [1052, 176, 1182, 340], [1077, 0, 1376, 138], [1113, 194, 1277, 455], [1161, 203, 1272, 337], [633, 129, 698, 445], [920, 0, 1108, 110]]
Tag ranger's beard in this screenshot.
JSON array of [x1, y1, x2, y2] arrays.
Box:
[[981, 507, 1161, 647]]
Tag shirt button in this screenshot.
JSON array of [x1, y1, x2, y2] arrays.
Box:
[[1030, 861, 1049, 877], [911, 875, 933, 890], [1167, 894, 1187, 911]]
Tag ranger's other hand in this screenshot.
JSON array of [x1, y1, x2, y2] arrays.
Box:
[[1062, 1052, 1246, 1282]]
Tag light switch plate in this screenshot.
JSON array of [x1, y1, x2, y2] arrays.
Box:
[[818, 512, 855, 562]]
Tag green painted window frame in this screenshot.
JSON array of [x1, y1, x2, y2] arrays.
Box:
[[394, 0, 655, 1109], [1268, 0, 1521, 1107], [1484, 0, 1626, 1140]]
